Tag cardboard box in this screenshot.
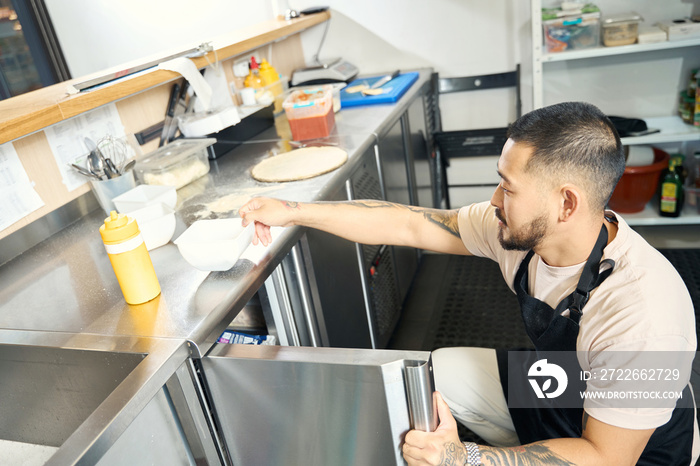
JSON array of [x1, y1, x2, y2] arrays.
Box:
[[657, 19, 700, 41]]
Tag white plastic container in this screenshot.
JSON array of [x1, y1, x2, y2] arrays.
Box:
[[128, 203, 176, 251], [113, 184, 177, 213], [174, 219, 254, 271]]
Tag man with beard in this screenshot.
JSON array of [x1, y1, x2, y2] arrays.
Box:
[[239, 102, 697, 465]]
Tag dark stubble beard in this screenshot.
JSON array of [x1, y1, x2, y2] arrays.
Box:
[[496, 208, 549, 251]]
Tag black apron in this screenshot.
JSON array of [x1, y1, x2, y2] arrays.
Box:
[[496, 223, 695, 465]]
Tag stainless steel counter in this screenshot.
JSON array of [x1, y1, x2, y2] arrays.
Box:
[[0, 70, 432, 359]]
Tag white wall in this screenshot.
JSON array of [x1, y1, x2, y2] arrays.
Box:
[[291, 0, 524, 129], [45, 0, 274, 78], [45, 0, 523, 131]]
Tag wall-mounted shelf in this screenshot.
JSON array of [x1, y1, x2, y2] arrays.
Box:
[[618, 200, 700, 226], [0, 12, 330, 146], [530, 0, 700, 228], [621, 116, 700, 146], [541, 37, 700, 63]]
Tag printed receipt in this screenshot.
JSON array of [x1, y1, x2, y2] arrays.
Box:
[[0, 142, 44, 231]]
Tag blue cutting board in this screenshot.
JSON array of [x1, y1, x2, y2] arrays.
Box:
[[340, 72, 419, 107]]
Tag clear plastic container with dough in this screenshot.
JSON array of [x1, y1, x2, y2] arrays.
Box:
[[135, 138, 215, 189]]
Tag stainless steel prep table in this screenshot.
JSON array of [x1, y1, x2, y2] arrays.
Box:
[[0, 69, 435, 465], [0, 69, 433, 356]]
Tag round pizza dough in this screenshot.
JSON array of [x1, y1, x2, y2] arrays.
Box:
[[251, 146, 348, 183]]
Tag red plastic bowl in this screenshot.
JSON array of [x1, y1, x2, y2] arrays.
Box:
[[608, 148, 669, 213]]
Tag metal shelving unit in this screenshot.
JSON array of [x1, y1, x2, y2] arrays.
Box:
[[530, 0, 700, 226]]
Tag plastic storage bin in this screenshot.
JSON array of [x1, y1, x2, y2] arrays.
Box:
[[283, 87, 336, 141], [134, 138, 215, 189], [542, 6, 601, 53], [602, 13, 643, 47]]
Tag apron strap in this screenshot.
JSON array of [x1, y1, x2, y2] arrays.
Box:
[[518, 224, 615, 326]]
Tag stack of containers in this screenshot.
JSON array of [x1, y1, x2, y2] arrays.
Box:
[[112, 184, 178, 251]]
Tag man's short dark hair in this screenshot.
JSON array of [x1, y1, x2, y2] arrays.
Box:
[[506, 101, 625, 211]]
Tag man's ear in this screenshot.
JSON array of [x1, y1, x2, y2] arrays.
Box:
[[559, 185, 582, 222]]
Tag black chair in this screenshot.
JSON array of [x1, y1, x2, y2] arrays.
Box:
[[430, 65, 521, 209]]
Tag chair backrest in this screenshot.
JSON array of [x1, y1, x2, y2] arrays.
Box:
[[429, 64, 521, 134]]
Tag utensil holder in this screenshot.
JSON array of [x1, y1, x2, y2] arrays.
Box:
[[90, 171, 136, 214]]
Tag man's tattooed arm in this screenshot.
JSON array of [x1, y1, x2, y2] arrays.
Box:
[[479, 443, 576, 466], [329, 200, 461, 239]]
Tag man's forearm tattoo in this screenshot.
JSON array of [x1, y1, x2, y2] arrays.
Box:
[[337, 200, 461, 238], [480, 443, 575, 466], [407, 206, 460, 238], [438, 442, 467, 465], [283, 201, 300, 209]]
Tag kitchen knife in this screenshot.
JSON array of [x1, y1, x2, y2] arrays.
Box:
[[164, 82, 189, 144], [159, 83, 181, 147], [370, 70, 400, 89]]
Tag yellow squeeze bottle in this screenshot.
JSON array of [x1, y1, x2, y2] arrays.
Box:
[[244, 57, 264, 89], [99, 211, 161, 304]]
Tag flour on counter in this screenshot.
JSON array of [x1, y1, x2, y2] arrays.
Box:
[[182, 185, 285, 221]]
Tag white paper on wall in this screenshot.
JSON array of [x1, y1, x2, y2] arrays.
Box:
[[0, 142, 45, 231], [44, 103, 127, 191]]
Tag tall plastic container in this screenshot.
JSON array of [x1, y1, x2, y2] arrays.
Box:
[[283, 87, 335, 141], [99, 211, 161, 304]]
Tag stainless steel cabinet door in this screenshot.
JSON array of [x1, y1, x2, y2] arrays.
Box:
[[201, 345, 435, 466]]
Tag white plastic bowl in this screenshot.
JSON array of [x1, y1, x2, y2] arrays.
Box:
[[113, 184, 177, 213], [174, 219, 254, 271], [128, 203, 176, 250]]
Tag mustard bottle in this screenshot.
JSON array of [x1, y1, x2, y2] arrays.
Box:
[[244, 57, 265, 89], [259, 59, 280, 86], [99, 211, 161, 304], [259, 58, 284, 112]]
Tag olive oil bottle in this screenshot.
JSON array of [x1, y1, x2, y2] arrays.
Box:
[[659, 160, 684, 217]]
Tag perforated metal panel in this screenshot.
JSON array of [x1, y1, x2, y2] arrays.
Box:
[[350, 157, 402, 348], [369, 250, 401, 338]]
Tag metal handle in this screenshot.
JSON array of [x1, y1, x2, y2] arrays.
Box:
[[404, 360, 437, 432]]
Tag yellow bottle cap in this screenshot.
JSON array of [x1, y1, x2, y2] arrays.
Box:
[[100, 210, 139, 243]]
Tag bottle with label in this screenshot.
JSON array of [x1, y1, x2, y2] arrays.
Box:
[[244, 57, 264, 89], [99, 211, 161, 304], [659, 160, 684, 217]]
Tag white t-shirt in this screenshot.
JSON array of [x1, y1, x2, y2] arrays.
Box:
[[458, 201, 697, 433]]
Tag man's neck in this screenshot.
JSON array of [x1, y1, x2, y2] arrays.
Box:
[[535, 214, 614, 267]]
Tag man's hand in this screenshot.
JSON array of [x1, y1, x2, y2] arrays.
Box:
[[239, 197, 300, 246], [403, 392, 467, 465]]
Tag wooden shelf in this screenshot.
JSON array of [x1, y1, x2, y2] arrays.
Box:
[[542, 37, 700, 63], [621, 116, 700, 146], [0, 12, 330, 146]]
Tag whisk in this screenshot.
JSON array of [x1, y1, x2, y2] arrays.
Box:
[[97, 135, 130, 174]]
